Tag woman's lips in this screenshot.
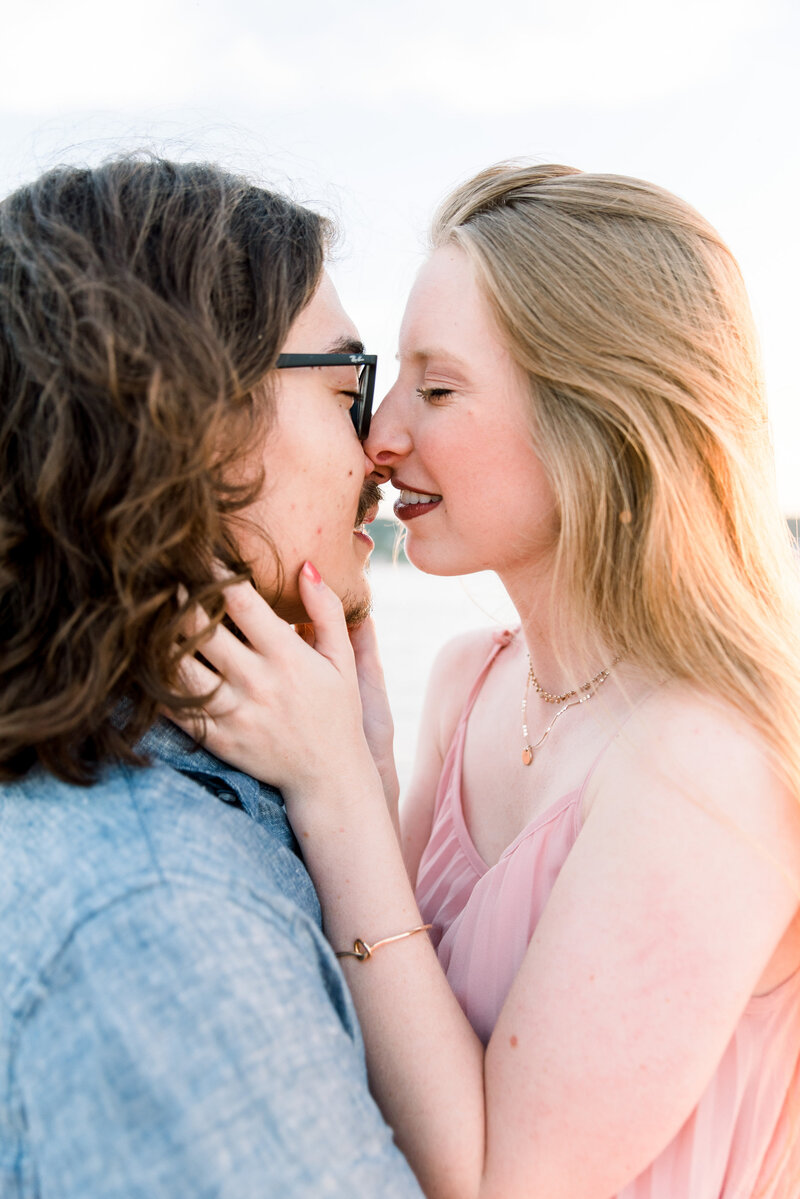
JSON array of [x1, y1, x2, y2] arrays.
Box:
[[393, 487, 443, 522]]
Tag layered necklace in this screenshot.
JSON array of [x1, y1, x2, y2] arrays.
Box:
[[521, 653, 619, 766]]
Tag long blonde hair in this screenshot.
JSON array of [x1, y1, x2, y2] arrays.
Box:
[[432, 162, 800, 799]]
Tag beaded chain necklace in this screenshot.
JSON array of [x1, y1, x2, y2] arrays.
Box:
[[521, 654, 619, 766]]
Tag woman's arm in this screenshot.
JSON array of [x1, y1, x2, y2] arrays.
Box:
[[179, 571, 800, 1199]]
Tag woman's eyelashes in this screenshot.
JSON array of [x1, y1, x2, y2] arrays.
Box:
[[415, 386, 453, 403]]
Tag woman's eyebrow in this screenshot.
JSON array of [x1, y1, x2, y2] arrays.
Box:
[[405, 346, 470, 372]]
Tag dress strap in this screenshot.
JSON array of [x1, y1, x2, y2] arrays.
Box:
[[455, 628, 516, 733], [427, 628, 516, 831]]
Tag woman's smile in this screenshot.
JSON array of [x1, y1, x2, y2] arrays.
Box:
[[392, 484, 443, 522]]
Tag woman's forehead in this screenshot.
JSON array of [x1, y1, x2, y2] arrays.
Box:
[[399, 247, 507, 369]]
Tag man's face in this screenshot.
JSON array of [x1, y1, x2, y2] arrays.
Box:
[[236, 273, 380, 625]]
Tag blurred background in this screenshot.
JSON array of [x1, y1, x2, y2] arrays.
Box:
[[2, 0, 798, 783]]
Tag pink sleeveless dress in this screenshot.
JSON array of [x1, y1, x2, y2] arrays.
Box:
[[415, 630, 800, 1198]]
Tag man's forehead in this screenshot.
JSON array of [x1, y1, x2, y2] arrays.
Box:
[[282, 272, 362, 353]]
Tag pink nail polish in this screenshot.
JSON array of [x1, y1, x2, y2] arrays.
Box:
[[302, 560, 322, 585]]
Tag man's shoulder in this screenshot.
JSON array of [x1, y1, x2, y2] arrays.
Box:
[[1, 771, 426, 1199], [0, 752, 320, 1016], [6, 842, 422, 1199]]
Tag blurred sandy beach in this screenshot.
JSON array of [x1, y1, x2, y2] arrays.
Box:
[[369, 551, 517, 792]]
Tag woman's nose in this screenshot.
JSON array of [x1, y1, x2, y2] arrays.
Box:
[[363, 389, 413, 476]]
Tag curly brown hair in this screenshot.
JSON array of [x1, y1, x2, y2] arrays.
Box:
[[0, 155, 330, 783]]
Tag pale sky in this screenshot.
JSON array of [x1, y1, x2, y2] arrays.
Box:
[[2, 0, 798, 506]]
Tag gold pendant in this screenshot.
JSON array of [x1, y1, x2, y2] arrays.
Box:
[[522, 746, 533, 766]]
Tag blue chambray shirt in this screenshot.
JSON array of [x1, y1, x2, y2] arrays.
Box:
[[0, 719, 423, 1198]]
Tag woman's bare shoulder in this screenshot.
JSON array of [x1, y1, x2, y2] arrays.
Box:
[[426, 626, 513, 741], [617, 678, 778, 770], [592, 677, 800, 858], [429, 624, 509, 681]]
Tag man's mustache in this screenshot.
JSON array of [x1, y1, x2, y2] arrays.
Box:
[[355, 478, 383, 526]]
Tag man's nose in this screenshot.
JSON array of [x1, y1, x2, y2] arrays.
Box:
[[361, 444, 390, 485], [367, 459, 392, 485]]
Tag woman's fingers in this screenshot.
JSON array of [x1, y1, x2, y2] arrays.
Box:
[[167, 654, 227, 740], [172, 650, 280, 770], [183, 569, 350, 683], [297, 561, 354, 671], [179, 611, 257, 692], [180, 581, 290, 687], [177, 651, 219, 702], [163, 564, 370, 796], [217, 578, 292, 659], [177, 567, 354, 699]]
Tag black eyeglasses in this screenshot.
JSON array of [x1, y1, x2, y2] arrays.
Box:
[[275, 352, 377, 440]]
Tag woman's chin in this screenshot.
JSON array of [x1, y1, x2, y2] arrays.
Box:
[[403, 539, 477, 578]]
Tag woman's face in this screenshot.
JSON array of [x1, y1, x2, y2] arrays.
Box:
[[365, 246, 558, 581]]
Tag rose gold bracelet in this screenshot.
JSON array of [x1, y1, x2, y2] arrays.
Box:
[[335, 923, 433, 961]]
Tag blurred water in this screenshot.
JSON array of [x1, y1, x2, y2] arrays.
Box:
[[368, 559, 518, 792]]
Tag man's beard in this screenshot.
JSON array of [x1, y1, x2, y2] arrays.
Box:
[[343, 589, 372, 628]]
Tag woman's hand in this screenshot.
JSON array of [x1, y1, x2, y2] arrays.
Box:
[[174, 563, 379, 806], [292, 611, 399, 809]]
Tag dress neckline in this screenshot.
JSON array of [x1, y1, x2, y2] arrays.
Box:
[[446, 628, 664, 875], [446, 629, 584, 875]]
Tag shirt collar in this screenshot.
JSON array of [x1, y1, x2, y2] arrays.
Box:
[[137, 717, 284, 822]]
